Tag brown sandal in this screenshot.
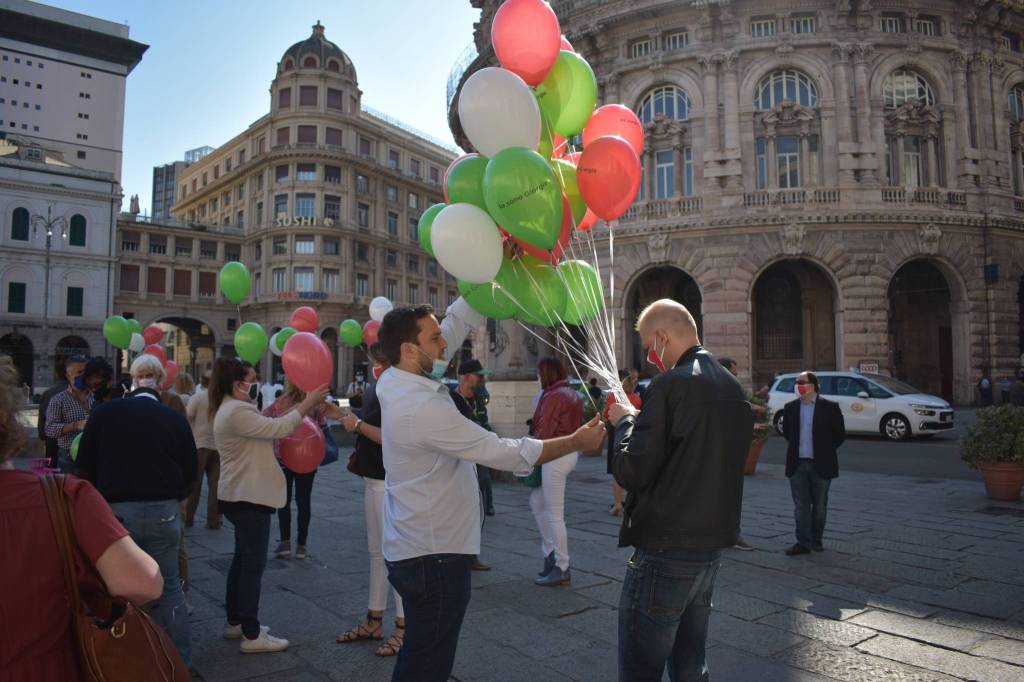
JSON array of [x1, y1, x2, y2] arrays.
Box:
[[336, 614, 383, 643], [374, 622, 404, 657]]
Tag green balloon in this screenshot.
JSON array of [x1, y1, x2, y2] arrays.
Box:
[[276, 326, 297, 352], [534, 51, 597, 138], [103, 315, 132, 350], [459, 258, 518, 320], [558, 260, 604, 325], [233, 322, 268, 364], [220, 261, 251, 305], [538, 110, 557, 159], [507, 256, 567, 327], [339, 319, 363, 347], [418, 203, 445, 258], [445, 155, 489, 212], [550, 159, 587, 226], [483, 147, 563, 250], [70, 433, 82, 461], [126, 318, 142, 337]]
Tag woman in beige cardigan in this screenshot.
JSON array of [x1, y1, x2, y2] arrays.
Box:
[[210, 357, 328, 654]]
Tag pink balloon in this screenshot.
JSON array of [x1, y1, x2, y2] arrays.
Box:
[[143, 344, 167, 366], [142, 325, 163, 346], [576, 135, 641, 222], [363, 320, 381, 347], [491, 0, 561, 86], [289, 306, 320, 333], [583, 104, 644, 156], [559, 35, 575, 52], [280, 417, 325, 474], [282, 332, 333, 392]]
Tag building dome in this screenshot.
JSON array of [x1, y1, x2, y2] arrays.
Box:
[[279, 21, 355, 78]]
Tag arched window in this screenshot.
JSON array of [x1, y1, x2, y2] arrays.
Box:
[[69, 214, 86, 246], [10, 207, 29, 241], [283, 59, 294, 71], [883, 69, 936, 109], [636, 86, 692, 123], [327, 59, 340, 72], [1010, 84, 1024, 122], [303, 56, 317, 68], [754, 69, 819, 110]]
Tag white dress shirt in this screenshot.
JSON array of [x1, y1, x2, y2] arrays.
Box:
[[377, 298, 544, 561]]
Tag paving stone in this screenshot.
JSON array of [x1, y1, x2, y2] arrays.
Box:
[[713, 590, 787, 621], [731, 580, 868, 621], [970, 638, 1024, 666], [759, 609, 877, 647], [461, 606, 595, 661], [708, 643, 833, 681], [848, 610, 986, 651], [857, 633, 1024, 682], [290, 638, 401, 681], [709, 612, 808, 657], [885, 584, 1021, 620], [776, 640, 961, 682], [934, 611, 1024, 642], [812, 584, 940, 619], [540, 641, 617, 682]]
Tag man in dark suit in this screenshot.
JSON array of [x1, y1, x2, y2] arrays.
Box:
[[782, 371, 845, 556]]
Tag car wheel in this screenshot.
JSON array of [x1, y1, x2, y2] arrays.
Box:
[[774, 412, 785, 436], [881, 413, 910, 441]]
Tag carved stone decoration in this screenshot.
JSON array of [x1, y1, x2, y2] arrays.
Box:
[[643, 115, 687, 141], [781, 223, 806, 255], [648, 233, 669, 260], [775, 41, 794, 55], [885, 100, 942, 137], [722, 50, 739, 73], [920, 223, 942, 255], [760, 101, 817, 138], [854, 42, 874, 63], [831, 41, 853, 63]]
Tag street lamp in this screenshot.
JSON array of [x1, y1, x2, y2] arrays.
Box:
[[31, 205, 67, 384]]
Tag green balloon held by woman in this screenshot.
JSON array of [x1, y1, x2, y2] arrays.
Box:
[[483, 147, 563, 250], [339, 319, 363, 348], [219, 262, 251, 305], [233, 322, 267, 364], [102, 315, 132, 350], [534, 50, 597, 138]]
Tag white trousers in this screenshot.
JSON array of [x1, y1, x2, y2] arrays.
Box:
[[529, 452, 578, 571], [364, 477, 404, 617]]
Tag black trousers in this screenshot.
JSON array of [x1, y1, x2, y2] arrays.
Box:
[[278, 467, 316, 545]]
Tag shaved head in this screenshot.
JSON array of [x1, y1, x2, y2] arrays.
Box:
[[637, 299, 699, 339]]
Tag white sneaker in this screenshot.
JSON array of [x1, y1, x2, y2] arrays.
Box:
[[240, 629, 289, 653], [223, 623, 268, 640]]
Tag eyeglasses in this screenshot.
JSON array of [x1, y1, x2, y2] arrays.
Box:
[[795, 380, 811, 386]]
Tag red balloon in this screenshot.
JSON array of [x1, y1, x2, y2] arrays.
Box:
[[363, 320, 381, 346], [583, 104, 644, 156], [507, 197, 574, 265], [577, 207, 599, 232], [282, 332, 333, 392], [279, 417, 325, 474], [559, 35, 575, 52], [143, 344, 167, 366], [142, 325, 163, 346], [163, 360, 179, 387], [289, 306, 320, 333], [563, 151, 581, 166], [491, 0, 561, 86], [576, 135, 641, 222]]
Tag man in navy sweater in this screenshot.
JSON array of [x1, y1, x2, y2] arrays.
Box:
[[77, 353, 198, 666]]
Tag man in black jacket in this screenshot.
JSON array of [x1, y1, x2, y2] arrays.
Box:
[[781, 371, 845, 556], [608, 299, 754, 682], [77, 353, 198, 666]]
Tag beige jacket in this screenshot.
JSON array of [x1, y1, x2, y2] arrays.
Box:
[[185, 390, 216, 450], [214, 397, 302, 509]]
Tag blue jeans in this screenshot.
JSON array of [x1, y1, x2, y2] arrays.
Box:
[[386, 553, 473, 682], [110, 499, 191, 666], [221, 502, 272, 639], [618, 548, 721, 682], [789, 459, 831, 548]]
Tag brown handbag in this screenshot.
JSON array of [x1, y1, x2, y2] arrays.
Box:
[[39, 474, 191, 682]]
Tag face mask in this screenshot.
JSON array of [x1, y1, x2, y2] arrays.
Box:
[[796, 384, 810, 396], [356, 375, 365, 383], [136, 377, 158, 389], [245, 382, 259, 401], [92, 386, 110, 400], [73, 375, 87, 391], [414, 346, 448, 381], [372, 366, 384, 381], [646, 337, 667, 374]]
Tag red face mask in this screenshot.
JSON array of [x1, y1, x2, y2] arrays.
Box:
[[372, 365, 384, 381], [797, 384, 810, 396], [646, 348, 667, 374]]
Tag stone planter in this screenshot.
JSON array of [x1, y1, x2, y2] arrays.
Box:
[[978, 462, 1024, 502], [744, 439, 766, 476]]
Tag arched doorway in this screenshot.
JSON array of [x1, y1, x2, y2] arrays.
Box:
[[0, 333, 33, 389], [154, 317, 217, 383], [54, 335, 89, 358], [888, 260, 958, 400], [627, 266, 703, 376], [752, 260, 837, 389]]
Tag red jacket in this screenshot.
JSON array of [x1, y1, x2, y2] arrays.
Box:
[[532, 380, 583, 440]]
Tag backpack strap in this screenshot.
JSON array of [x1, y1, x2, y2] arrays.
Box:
[[39, 474, 84, 620]]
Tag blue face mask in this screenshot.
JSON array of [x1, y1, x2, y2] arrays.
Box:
[[415, 345, 448, 381], [73, 375, 87, 391]]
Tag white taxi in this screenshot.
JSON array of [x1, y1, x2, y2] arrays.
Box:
[[768, 372, 954, 441]]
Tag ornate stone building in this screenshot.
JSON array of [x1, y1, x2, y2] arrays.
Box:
[[113, 23, 456, 388], [450, 0, 1024, 405]]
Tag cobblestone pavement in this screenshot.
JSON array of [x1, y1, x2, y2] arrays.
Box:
[[183, 442, 1024, 681]]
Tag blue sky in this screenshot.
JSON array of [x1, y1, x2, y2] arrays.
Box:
[[45, 0, 481, 214]]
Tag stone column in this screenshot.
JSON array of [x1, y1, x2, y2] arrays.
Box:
[[832, 42, 855, 184], [950, 51, 973, 151], [767, 135, 778, 188], [853, 43, 877, 183], [976, 53, 996, 151], [895, 135, 905, 186], [800, 134, 812, 187], [722, 51, 743, 191], [700, 55, 720, 153], [970, 53, 989, 150], [927, 135, 940, 187]]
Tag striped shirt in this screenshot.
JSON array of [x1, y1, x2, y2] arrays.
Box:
[[44, 388, 94, 452]]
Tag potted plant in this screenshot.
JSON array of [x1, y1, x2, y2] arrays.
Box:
[[745, 396, 772, 475], [961, 405, 1024, 502]]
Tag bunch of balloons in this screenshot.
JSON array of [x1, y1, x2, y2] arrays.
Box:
[[339, 295, 392, 349], [417, 0, 643, 327], [102, 315, 182, 389]]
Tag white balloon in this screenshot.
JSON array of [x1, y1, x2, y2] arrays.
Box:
[[431, 204, 504, 284], [128, 333, 145, 353], [458, 67, 541, 158], [269, 332, 283, 357], [369, 296, 393, 322]]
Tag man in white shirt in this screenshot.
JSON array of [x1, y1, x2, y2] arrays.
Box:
[[376, 300, 605, 682]]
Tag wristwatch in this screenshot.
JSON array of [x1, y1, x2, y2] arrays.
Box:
[[354, 418, 363, 435]]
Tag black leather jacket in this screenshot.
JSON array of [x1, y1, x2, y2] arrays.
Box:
[[611, 346, 754, 550]]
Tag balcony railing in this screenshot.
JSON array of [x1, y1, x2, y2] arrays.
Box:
[[200, 249, 217, 259], [1015, 198, 1024, 212], [882, 187, 967, 209], [620, 197, 704, 221], [121, 241, 139, 252], [149, 244, 167, 255]]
